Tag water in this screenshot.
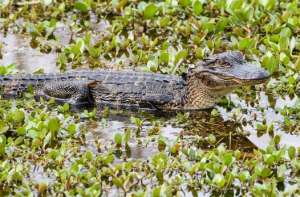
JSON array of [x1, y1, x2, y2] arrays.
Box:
[[85, 117, 182, 160], [227, 92, 300, 149], [0, 33, 57, 73]]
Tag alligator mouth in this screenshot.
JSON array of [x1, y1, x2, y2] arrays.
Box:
[[235, 74, 271, 85]]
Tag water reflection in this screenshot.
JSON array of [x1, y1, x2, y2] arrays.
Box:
[[0, 33, 57, 73], [225, 92, 300, 149], [86, 118, 182, 160]]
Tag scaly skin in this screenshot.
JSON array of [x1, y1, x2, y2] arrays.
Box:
[[0, 52, 270, 111]]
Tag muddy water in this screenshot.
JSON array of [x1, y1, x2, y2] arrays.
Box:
[[0, 33, 58, 73]]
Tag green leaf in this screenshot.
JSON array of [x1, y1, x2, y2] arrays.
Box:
[[114, 133, 122, 147], [260, 167, 272, 178], [193, 1, 202, 15], [274, 135, 281, 145], [0, 64, 16, 75], [259, 0, 276, 10], [43, 132, 52, 148], [48, 117, 61, 133], [288, 146, 296, 160], [152, 187, 161, 197], [16, 126, 26, 136], [159, 17, 170, 27], [67, 124, 77, 136], [261, 52, 278, 73], [12, 110, 25, 123], [277, 164, 286, 181], [207, 134, 216, 144], [112, 177, 123, 188], [88, 47, 101, 58], [280, 27, 292, 38], [212, 174, 226, 188], [0, 121, 9, 134], [159, 51, 169, 64], [239, 170, 250, 182], [151, 152, 168, 170], [228, 0, 244, 11], [223, 153, 234, 166], [143, 3, 158, 19], [74, 0, 90, 13], [179, 0, 190, 8], [239, 38, 255, 50], [124, 128, 131, 144], [0, 135, 6, 156], [175, 49, 188, 64], [84, 150, 94, 161]]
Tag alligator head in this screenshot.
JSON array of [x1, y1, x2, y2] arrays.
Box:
[[185, 51, 270, 109]]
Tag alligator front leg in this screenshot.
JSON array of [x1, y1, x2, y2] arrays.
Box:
[[37, 80, 97, 106]]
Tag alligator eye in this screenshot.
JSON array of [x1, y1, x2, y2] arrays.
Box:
[[216, 60, 231, 68]]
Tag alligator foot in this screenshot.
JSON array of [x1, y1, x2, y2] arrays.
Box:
[[36, 80, 96, 106]]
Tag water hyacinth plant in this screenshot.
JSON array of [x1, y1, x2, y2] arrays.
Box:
[[0, 0, 300, 196]]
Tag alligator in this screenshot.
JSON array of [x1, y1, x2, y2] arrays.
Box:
[[0, 51, 270, 111]]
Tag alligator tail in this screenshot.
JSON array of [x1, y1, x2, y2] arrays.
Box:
[[0, 74, 58, 98]]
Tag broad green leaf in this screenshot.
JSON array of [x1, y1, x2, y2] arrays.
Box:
[[223, 153, 234, 166], [179, 0, 190, 7], [259, 0, 276, 10], [239, 38, 255, 50], [239, 170, 250, 182], [151, 152, 168, 170], [193, 1, 202, 15], [13, 110, 25, 123], [143, 3, 158, 19], [0, 121, 9, 134], [48, 117, 61, 133], [280, 27, 292, 38], [74, 0, 90, 12], [114, 133, 122, 146], [152, 187, 161, 197], [212, 174, 226, 188], [288, 146, 296, 160], [16, 127, 26, 136], [260, 167, 272, 178], [261, 52, 278, 73], [67, 124, 77, 136], [228, 0, 243, 11], [159, 17, 170, 27], [159, 51, 169, 64], [84, 150, 94, 161], [175, 49, 188, 64]]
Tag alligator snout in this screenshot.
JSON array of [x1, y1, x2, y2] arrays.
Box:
[[230, 62, 271, 83], [251, 67, 270, 81]]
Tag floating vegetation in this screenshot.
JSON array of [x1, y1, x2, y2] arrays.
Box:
[[0, 0, 300, 196]]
